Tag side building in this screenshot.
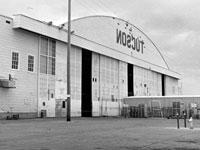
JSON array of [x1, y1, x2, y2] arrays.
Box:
[[0, 14, 181, 118]]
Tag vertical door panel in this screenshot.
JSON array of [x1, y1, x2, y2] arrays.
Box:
[[119, 61, 127, 99], [92, 52, 100, 116]]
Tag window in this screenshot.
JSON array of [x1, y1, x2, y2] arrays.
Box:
[[40, 37, 48, 55], [49, 39, 56, 57], [62, 101, 66, 108], [12, 52, 19, 69], [40, 37, 56, 75], [40, 55, 47, 74], [48, 57, 55, 75], [28, 55, 34, 72]]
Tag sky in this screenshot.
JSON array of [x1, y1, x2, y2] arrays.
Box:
[[0, 0, 199, 95]]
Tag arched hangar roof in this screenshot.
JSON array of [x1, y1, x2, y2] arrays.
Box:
[[67, 15, 180, 78]]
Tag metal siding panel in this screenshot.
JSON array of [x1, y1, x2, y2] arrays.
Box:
[[119, 61, 127, 99], [165, 76, 178, 96], [92, 52, 100, 101], [0, 17, 38, 114], [70, 46, 82, 116], [70, 46, 82, 101], [134, 66, 163, 96], [92, 52, 100, 116]]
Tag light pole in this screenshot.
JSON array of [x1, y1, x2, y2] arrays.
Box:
[[67, 0, 71, 122]]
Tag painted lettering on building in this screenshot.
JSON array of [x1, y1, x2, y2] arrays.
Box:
[[116, 29, 144, 54]]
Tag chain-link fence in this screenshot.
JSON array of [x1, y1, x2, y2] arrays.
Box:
[[122, 96, 200, 119]]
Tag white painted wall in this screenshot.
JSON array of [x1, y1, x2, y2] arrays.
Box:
[[0, 16, 38, 115]]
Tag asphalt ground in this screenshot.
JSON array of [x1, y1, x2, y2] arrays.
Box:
[[0, 117, 200, 150]]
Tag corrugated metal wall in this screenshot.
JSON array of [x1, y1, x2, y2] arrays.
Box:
[[70, 46, 82, 116], [119, 61, 127, 99], [99, 55, 121, 116], [92, 52, 100, 116], [55, 41, 67, 117], [134, 66, 162, 96], [55, 44, 82, 117], [165, 76, 179, 95], [99, 55, 120, 100], [54, 44, 179, 117], [54, 45, 179, 117]]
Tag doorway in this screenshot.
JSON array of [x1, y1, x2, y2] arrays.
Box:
[[128, 63, 134, 96], [161, 74, 165, 96], [82, 49, 92, 117]]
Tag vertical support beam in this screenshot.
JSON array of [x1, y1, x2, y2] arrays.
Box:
[[37, 36, 41, 117], [67, 0, 71, 122]]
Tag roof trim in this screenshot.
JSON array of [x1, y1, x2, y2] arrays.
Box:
[[13, 14, 68, 31], [0, 14, 13, 20]]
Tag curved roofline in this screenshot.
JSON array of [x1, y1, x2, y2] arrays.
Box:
[[69, 15, 170, 70]]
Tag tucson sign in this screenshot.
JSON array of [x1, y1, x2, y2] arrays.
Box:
[[116, 29, 144, 54]]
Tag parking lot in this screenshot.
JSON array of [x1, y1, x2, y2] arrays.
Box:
[[0, 117, 200, 150]]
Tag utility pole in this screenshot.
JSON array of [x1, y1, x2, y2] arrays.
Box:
[[67, 0, 71, 122]]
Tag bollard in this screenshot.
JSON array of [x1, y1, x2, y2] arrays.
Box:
[[184, 112, 187, 128], [176, 113, 180, 129], [188, 117, 194, 129]]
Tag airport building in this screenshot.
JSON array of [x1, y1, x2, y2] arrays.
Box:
[[0, 14, 181, 118]]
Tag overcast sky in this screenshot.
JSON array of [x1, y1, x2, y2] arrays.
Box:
[[0, 0, 199, 95]]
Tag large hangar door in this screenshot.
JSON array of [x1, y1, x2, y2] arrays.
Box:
[[92, 53, 100, 116], [119, 61, 128, 99], [128, 64, 134, 96], [82, 49, 92, 117]]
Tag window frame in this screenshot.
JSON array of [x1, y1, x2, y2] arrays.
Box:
[[27, 54, 35, 72], [39, 37, 56, 75], [11, 51, 20, 70]]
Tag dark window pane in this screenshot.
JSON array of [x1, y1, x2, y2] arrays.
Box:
[[49, 39, 56, 57], [12, 52, 19, 69], [40, 55, 47, 74], [62, 101, 65, 108], [40, 37, 48, 55], [48, 57, 56, 75], [28, 55, 34, 72]]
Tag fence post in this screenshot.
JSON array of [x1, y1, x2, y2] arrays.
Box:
[[176, 113, 180, 129], [184, 112, 187, 128]]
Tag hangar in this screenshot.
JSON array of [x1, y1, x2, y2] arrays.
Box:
[[0, 14, 181, 118]]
